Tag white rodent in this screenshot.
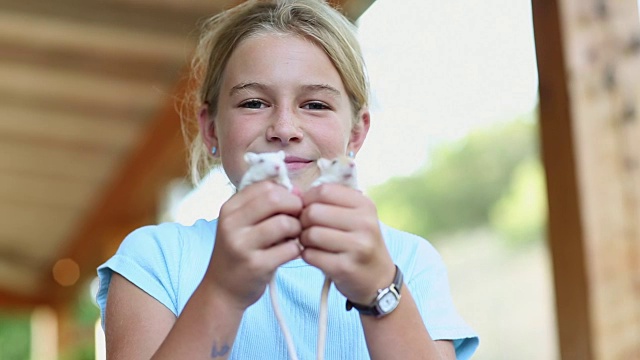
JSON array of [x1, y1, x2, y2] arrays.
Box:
[[238, 150, 293, 191], [311, 155, 358, 360], [311, 155, 358, 189], [237, 150, 298, 360]]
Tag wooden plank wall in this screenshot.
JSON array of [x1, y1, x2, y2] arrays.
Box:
[[532, 0, 640, 359]]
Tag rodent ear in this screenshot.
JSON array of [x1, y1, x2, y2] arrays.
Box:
[[277, 150, 285, 159], [244, 152, 258, 164], [317, 158, 331, 170]]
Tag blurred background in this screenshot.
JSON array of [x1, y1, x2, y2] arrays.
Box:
[[1, 0, 639, 359]]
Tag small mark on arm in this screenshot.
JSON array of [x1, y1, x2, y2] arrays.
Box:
[[210, 343, 231, 358]]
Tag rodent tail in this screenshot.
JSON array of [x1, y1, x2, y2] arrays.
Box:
[[317, 276, 331, 360]]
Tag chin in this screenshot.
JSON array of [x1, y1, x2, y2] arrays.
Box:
[[289, 172, 316, 192], [291, 180, 312, 193]]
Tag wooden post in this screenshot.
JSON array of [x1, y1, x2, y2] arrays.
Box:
[[55, 304, 74, 360], [30, 306, 58, 360], [531, 0, 640, 359]]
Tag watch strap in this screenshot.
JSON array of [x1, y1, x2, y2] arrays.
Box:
[[345, 265, 403, 316]]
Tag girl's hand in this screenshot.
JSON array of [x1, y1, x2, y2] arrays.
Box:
[[207, 181, 303, 310], [299, 184, 396, 305]]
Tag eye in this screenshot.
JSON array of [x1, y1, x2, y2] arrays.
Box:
[[241, 100, 266, 109], [258, 158, 265, 163], [331, 159, 338, 165], [302, 102, 330, 110]]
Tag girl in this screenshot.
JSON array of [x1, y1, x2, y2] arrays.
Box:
[[97, 0, 479, 359]]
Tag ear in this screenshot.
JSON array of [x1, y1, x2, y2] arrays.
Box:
[[317, 158, 331, 170], [348, 107, 370, 156], [277, 150, 285, 160], [197, 104, 218, 153], [244, 152, 258, 164]]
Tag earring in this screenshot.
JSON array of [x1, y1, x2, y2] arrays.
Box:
[[211, 146, 217, 156], [348, 151, 355, 158]]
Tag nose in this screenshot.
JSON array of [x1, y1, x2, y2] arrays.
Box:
[[266, 106, 303, 145]]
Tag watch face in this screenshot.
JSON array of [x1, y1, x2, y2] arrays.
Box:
[[378, 291, 398, 313]]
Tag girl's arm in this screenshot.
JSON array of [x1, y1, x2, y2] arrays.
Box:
[[104, 182, 303, 359], [300, 184, 455, 360], [105, 272, 244, 359], [359, 286, 456, 359]]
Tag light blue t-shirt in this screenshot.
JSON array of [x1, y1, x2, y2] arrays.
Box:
[[97, 219, 479, 359]]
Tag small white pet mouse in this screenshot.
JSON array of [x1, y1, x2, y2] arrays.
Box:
[[311, 155, 358, 189], [238, 150, 293, 191], [311, 155, 358, 360], [238, 150, 298, 360]]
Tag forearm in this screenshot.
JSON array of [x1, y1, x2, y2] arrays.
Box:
[[151, 279, 244, 360], [361, 286, 452, 360]]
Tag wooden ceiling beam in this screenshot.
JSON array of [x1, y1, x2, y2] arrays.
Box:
[[0, 104, 144, 152], [112, 0, 236, 13], [332, 0, 377, 21], [0, 11, 194, 63], [0, 137, 120, 182], [0, 62, 167, 116], [0, 90, 155, 122], [0, 289, 45, 310], [0, 0, 219, 37], [0, 202, 78, 255], [0, 40, 182, 84], [0, 172, 96, 211]]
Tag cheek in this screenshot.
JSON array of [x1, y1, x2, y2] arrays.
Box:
[[216, 124, 251, 185], [312, 127, 350, 155], [322, 118, 352, 143], [218, 119, 257, 150], [221, 160, 244, 187]]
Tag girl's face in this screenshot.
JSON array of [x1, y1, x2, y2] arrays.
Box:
[[205, 33, 369, 190]]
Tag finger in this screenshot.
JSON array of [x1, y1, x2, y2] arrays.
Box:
[[300, 247, 346, 277], [299, 226, 351, 253], [260, 239, 303, 270], [249, 214, 302, 249], [222, 182, 302, 226], [302, 184, 364, 208], [224, 181, 298, 215], [291, 186, 303, 197], [299, 203, 361, 231]]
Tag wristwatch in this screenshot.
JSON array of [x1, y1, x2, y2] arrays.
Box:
[[345, 265, 403, 318]]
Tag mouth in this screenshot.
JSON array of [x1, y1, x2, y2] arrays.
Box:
[[284, 155, 313, 171]]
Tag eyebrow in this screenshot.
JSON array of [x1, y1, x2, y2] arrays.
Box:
[[228, 82, 342, 98], [300, 84, 342, 98], [229, 82, 267, 97]]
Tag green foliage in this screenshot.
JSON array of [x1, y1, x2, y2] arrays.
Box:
[[372, 175, 433, 238], [0, 282, 100, 360], [59, 282, 100, 360], [59, 344, 96, 360], [370, 115, 542, 241], [490, 159, 547, 246], [0, 311, 31, 360], [73, 283, 100, 327]]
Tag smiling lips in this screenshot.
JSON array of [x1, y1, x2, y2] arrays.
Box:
[[284, 155, 313, 171]]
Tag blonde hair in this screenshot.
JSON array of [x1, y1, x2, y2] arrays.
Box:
[[183, 0, 369, 184]]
